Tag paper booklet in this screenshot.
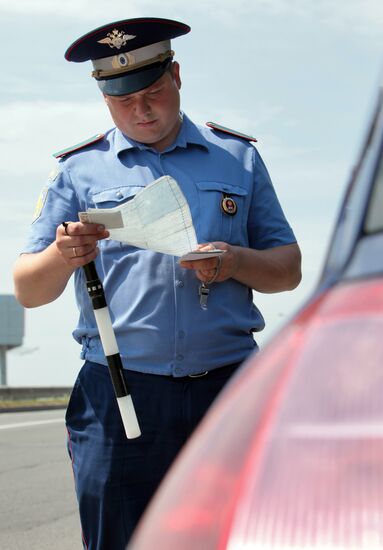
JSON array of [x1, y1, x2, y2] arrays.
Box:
[[78, 175, 225, 261]]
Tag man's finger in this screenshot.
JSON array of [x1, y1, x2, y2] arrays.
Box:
[[61, 221, 108, 237]]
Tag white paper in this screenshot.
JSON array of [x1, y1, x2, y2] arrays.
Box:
[[79, 175, 219, 259]]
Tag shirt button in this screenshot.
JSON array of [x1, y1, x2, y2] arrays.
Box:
[[176, 280, 184, 288], [116, 190, 123, 199], [178, 331, 185, 339], [176, 354, 184, 361]]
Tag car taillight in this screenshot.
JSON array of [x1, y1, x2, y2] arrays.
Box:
[[131, 279, 383, 549]]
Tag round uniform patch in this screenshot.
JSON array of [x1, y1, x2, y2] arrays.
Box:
[[221, 196, 237, 216]]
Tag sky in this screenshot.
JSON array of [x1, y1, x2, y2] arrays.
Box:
[[1, 0, 382, 386]]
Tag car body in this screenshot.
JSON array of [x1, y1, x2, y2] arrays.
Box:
[[130, 84, 383, 549]]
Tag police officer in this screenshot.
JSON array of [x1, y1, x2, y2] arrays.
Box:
[[13, 17, 301, 550]]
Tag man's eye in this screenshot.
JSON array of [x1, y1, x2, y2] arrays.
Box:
[[147, 88, 162, 97]]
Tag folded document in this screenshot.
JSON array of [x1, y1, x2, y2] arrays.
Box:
[[78, 175, 224, 261]]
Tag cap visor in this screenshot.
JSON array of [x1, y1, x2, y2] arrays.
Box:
[[98, 63, 169, 96]]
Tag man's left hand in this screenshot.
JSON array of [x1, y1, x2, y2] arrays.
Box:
[[179, 242, 238, 284]]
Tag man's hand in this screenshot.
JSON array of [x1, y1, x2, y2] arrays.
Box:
[[13, 222, 111, 308], [56, 222, 110, 267], [179, 241, 302, 292], [179, 242, 238, 284]]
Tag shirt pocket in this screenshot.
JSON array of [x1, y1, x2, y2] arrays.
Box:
[[91, 185, 145, 209], [194, 181, 248, 243], [91, 185, 145, 253]]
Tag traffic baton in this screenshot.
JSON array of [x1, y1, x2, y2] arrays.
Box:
[[83, 261, 141, 439]]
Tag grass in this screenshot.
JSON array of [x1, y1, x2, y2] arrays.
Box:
[[0, 395, 70, 410]]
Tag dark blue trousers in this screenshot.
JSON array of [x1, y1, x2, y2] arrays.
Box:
[[65, 361, 240, 550]]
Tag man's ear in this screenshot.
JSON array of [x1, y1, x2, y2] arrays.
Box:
[[171, 61, 182, 90], [103, 94, 109, 105]]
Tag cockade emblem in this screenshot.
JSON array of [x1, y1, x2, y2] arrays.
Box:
[[98, 29, 136, 50]]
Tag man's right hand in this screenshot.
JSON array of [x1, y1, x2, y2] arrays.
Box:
[[56, 222, 110, 267]]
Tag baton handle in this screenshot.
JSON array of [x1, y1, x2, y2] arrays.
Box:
[[83, 262, 141, 439]]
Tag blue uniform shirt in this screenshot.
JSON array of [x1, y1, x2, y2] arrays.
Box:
[[24, 114, 296, 376]]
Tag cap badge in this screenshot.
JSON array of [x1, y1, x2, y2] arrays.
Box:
[[98, 29, 136, 50], [112, 52, 135, 69]]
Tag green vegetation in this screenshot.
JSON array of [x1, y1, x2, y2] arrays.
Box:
[[0, 394, 70, 410]]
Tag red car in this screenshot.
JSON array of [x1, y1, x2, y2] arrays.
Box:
[[131, 84, 383, 549]]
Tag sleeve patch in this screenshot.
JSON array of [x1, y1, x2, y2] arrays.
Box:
[[32, 185, 49, 222], [206, 121, 257, 142]]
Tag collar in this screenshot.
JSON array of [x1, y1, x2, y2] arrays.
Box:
[[114, 112, 209, 156]]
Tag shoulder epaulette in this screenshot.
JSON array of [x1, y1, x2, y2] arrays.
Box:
[[53, 133, 105, 159], [206, 121, 257, 142]]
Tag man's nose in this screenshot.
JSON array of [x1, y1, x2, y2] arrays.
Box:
[[135, 96, 151, 116]]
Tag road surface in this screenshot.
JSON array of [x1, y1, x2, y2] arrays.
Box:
[[0, 409, 82, 549]]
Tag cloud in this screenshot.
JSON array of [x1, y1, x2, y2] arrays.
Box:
[[0, 0, 194, 21], [0, 100, 111, 176], [0, 0, 143, 18], [299, 0, 383, 35], [232, 0, 383, 36], [0, 0, 382, 38]]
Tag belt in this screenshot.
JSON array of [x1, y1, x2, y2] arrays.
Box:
[[187, 362, 241, 379]]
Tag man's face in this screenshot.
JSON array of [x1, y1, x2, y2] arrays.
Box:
[[104, 62, 182, 152]]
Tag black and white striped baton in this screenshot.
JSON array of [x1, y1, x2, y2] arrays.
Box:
[[83, 261, 141, 439]]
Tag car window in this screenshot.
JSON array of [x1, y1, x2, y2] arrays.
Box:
[[364, 147, 383, 233], [323, 146, 376, 275], [322, 90, 383, 278]]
